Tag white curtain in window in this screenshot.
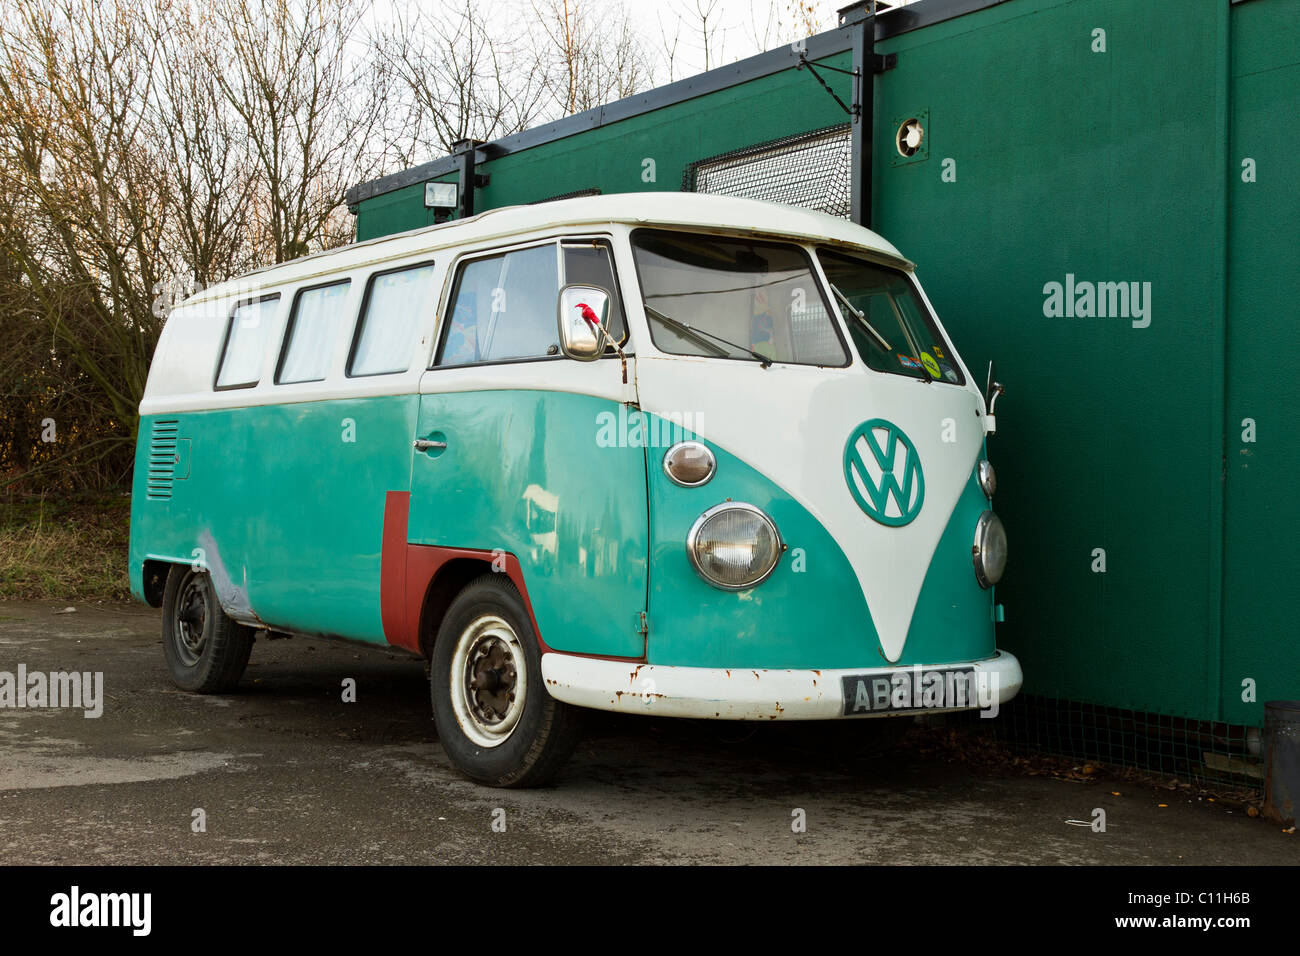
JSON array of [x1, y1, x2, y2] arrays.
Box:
[[217, 296, 279, 387], [351, 265, 436, 376], [280, 282, 350, 383]]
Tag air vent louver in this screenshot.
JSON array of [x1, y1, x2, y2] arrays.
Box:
[[146, 420, 179, 500]]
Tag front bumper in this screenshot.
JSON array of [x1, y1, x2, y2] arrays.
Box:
[[541, 650, 1022, 720]]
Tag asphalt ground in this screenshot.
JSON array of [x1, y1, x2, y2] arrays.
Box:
[[1, 601, 1295, 865]]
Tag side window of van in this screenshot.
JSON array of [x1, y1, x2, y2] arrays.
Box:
[[215, 295, 280, 389], [348, 262, 437, 377], [437, 244, 559, 366], [277, 280, 350, 384]]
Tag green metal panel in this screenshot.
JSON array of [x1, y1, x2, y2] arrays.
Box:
[[872, 0, 1229, 720], [354, 178, 456, 242], [1221, 0, 1300, 726], [408, 389, 649, 659], [130, 396, 419, 643], [901, 465, 998, 668]]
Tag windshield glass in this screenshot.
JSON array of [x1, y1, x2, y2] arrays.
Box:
[[631, 230, 848, 367], [818, 249, 965, 385]]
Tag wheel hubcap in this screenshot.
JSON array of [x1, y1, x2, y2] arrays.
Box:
[[449, 615, 528, 748], [174, 573, 209, 667]]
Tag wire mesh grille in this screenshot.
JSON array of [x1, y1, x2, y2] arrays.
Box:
[[682, 124, 852, 218], [955, 694, 1266, 795], [530, 187, 602, 204]]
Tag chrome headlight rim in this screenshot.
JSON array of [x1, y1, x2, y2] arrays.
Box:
[[977, 459, 997, 498], [686, 501, 783, 591], [663, 440, 717, 487], [972, 510, 1007, 589]]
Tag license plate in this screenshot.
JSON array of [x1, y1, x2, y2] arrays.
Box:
[[841, 666, 979, 716]]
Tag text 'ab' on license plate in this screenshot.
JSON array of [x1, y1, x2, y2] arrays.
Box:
[[841, 666, 979, 716]]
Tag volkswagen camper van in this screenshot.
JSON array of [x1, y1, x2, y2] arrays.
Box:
[[129, 193, 1021, 787]]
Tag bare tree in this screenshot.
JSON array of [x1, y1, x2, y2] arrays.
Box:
[[531, 0, 655, 117], [656, 10, 685, 83], [207, 0, 389, 262], [743, 0, 834, 58], [373, 1, 546, 164], [148, 2, 260, 290], [0, 0, 396, 492], [0, 0, 166, 443], [786, 0, 831, 37], [0, 0, 690, 494], [674, 0, 727, 73]]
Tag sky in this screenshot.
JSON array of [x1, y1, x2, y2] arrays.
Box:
[[362, 0, 921, 90], [573, 0, 918, 81]]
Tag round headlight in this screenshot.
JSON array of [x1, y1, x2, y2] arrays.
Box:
[[977, 459, 997, 498], [973, 510, 1007, 588], [687, 503, 782, 590], [663, 441, 716, 487]]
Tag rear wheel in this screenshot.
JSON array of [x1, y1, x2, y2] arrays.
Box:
[[161, 565, 254, 693], [430, 575, 581, 787]]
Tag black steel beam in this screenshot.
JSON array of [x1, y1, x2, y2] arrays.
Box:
[[845, 3, 871, 226], [875, 0, 1013, 39]]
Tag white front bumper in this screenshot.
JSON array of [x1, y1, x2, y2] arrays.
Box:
[[541, 650, 1022, 721]]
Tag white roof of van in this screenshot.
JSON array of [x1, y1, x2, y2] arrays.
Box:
[[188, 192, 911, 306]]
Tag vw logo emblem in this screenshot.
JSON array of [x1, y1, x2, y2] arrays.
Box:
[[844, 419, 924, 526]]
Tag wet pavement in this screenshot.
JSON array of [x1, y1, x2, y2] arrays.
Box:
[[0, 601, 1294, 865]]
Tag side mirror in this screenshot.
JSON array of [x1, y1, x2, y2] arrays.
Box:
[[557, 284, 610, 361]]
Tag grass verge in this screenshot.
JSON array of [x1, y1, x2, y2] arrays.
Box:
[[0, 495, 132, 602]]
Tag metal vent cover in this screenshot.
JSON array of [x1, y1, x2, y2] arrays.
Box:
[[146, 420, 180, 500]]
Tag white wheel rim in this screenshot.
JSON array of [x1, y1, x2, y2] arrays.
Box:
[[449, 614, 528, 748]]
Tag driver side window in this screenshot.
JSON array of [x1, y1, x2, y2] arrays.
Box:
[[437, 244, 559, 366]]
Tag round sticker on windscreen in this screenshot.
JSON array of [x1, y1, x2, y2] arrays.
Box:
[[920, 352, 942, 379]]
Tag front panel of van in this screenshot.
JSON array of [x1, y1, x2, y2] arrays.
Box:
[[623, 227, 999, 671], [636, 360, 996, 670]]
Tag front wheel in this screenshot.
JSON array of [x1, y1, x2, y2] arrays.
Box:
[[430, 575, 581, 787], [161, 565, 254, 693]]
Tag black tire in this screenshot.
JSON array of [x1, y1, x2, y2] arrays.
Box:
[[161, 564, 254, 693], [430, 574, 581, 788]]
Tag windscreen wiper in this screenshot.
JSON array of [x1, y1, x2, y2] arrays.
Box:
[[644, 305, 773, 368], [829, 283, 892, 352]]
